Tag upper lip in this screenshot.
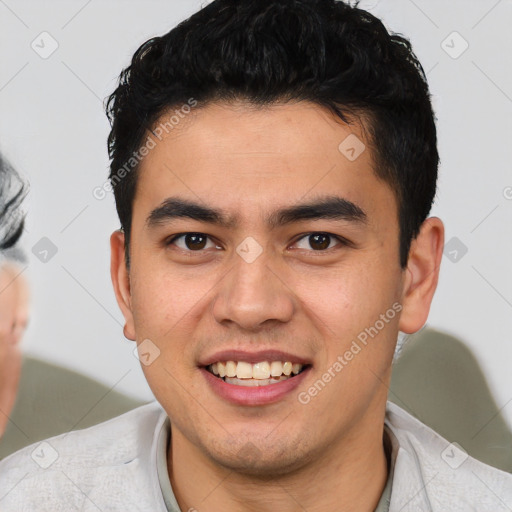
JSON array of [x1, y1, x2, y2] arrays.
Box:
[[198, 349, 312, 367]]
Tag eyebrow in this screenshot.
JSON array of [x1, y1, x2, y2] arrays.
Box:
[[146, 196, 367, 229]]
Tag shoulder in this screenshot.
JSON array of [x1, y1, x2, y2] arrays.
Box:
[[385, 401, 512, 511], [0, 402, 167, 511]]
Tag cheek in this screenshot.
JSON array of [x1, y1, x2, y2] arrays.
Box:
[[130, 267, 209, 406], [129, 266, 202, 339], [292, 261, 401, 353], [293, 265, 377, 327]]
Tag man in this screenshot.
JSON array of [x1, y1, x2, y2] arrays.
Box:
[[1, 0, 511, 510]]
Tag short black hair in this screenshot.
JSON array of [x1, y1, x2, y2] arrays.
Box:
[[106, 0, 438, 268], [0, 153, 26, 251]]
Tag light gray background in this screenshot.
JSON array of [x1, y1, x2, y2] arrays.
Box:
[[1, 0, 511, 423]]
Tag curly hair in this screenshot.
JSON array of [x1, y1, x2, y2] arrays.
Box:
[[0, 153, 26, 251], [106, 0, 438, 267]]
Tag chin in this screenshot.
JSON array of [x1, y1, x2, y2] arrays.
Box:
[[206, 438, 314, 478]]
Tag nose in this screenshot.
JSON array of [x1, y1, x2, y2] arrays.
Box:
[[212, 250, 295, 331]]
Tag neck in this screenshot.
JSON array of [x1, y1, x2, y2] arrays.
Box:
[[168, 400, 389, 512]]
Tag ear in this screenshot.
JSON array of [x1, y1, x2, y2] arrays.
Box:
[[399, 217, 444, 334], [110, 230, 136, 341]]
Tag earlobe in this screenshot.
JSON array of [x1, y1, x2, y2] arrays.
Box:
[[398, 217, 444, 334], [110, 230, 136, 341]]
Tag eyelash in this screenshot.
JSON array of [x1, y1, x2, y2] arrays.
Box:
[[166, 232, 351, 253]]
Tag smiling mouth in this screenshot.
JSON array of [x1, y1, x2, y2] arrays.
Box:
[[205, 360, 310, 387]]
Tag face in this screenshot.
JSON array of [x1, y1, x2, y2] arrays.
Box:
[[111, 100, 442, 476]]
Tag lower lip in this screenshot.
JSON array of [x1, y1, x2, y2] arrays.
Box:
[[200, 366, 311, 406]]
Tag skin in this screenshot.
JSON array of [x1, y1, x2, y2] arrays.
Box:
[[111, 100, 444, 511], [0, 263, 29, 437]]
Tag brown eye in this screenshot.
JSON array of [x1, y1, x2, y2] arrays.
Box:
[[308, 233, 331, 250], [184, 233, 207, 250], [292, 232, 346, 252], [170, 233, 218, 251]]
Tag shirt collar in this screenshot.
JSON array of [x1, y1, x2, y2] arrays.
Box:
[[156, 412, 398, 512]]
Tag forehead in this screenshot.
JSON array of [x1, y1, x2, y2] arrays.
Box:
[[134, 100, 395, 224]]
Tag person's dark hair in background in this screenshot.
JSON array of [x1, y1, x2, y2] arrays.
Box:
[[0, 153, 26, 251], [106, 0, 438, 269]]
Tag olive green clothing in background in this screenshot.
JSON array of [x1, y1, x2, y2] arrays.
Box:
[[0, 356, 145, 459], [389, 328, 512, 472]]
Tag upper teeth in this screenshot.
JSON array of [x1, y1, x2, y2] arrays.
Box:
[[210, 361, 303, 379]]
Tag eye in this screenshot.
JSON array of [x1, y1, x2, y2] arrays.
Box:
[[292, 232, 345, 251], [168, 232, 220, 251]]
